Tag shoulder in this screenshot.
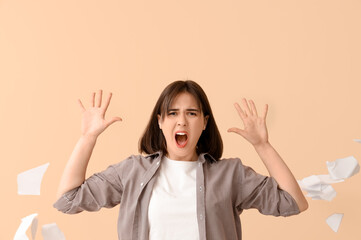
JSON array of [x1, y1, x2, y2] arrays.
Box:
[[112, 153, 157, 168], [204, 154, 244, 173], [109, 152, 160, 174], [211, 156, 243, 167]]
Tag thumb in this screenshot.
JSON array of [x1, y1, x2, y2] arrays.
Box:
[[227, 127, 245, 137], [105, 116, 122, 128]]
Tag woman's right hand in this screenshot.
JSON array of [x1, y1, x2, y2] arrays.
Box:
[[78, 89, 122, 138]]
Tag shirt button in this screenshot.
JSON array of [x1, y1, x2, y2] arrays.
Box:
[[157, 161, 160, 165], [200, 214, 203, 220], [140, 182, 144, 187], [199, 186, 203, 192], [198, 162, 201, 167]]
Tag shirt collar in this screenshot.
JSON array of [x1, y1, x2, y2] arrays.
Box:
[[145, 151, 162, 159], [145, 151, 217, 164], [199, 152, 217, 164]]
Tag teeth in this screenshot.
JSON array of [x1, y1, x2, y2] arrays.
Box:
[[176, 132, 187, 135]]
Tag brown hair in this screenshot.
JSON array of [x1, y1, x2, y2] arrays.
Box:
[[139, 80, 223, 162]]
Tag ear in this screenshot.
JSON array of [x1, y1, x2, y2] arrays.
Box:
[[157, 114, 162, 129], [203, 115, 209, 130]]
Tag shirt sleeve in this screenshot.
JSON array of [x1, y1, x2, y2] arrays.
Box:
[[53, 164, 123, 214], [236, 161, 300, 217]]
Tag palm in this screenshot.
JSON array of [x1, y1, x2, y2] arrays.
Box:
[[228, 98, 269, 146], [78, 90, 122, 138]]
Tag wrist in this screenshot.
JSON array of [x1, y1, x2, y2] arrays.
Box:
[[253, 141, 271, 151], [80, 134, 98, 143]]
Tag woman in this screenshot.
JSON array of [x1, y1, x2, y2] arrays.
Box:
[[54, 80, 308, 240]]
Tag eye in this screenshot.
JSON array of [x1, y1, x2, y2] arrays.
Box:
[[168, 112, 176, 116], [188, 112, 197, 116]]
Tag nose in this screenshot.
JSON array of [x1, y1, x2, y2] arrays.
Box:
[[177, 113, 187, 126]]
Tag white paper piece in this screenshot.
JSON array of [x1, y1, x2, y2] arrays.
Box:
[[13, 213, 38, 240], [317, 174, 344, 184], [353, 139, 361, 143], [327, 156, 360, 180], [308, 185, 337, 201], [42, 223, 65, 240], [297, 175, 339, 201], [17, 163, 50, 195], [326, 213, 344, 232]]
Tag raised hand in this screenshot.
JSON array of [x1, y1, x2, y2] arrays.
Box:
[[78, 89, 122, 138], [227, 98, 269, 147], [226, 98, 309, 212]]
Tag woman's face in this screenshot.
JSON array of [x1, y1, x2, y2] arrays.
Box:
[[158, 92, 208, 161]]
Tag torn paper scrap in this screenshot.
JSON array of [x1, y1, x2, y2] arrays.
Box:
[[13, 213, 38, 240], [353, 139, 361, 143], [298, 175, 342, 191], [317, 174, 344, 184], [17, 163, 50, 195], [306, 184, 336, 201], [326, 213, 344, 232], [327, 156, 360, 180], [42, 223, 65, 240], [297, 175, 338, 201]]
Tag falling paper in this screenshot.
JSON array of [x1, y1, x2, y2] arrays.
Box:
[[317, 174, 345, 184], [42, 223, 65, 240], [299, 156, 360, 201], [297, 175, 340, 201], [306, 185, 336, 201], [298, 175, 343, 190], [326, 213, 344, 232], [327, 156, 360, 180], [13, 213, 38, 240], [17, 163, 50, 195]]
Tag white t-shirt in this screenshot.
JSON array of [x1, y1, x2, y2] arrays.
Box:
[[148, 156, 199, 240]]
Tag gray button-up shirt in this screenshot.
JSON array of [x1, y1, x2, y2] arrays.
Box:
[[53, 151, 300, 240]]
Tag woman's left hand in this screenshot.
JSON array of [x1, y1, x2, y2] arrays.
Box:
[[227, 98, 269, 147]]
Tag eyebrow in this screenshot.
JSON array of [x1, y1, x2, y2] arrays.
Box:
[[168, 108, 200, 112]]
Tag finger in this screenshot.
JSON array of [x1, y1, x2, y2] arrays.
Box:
[[105, 117, 122, 128], [262, 104, 268, 120], [77, 99, 86, 112], [96, 89, 103, 108], [234, 103, 247, 119], [102, 92, 112, 114], [249, 99, 258, 117], [241, 98, 252, 116], [227, 127, 245, 136], [91, 92, 96, 107]]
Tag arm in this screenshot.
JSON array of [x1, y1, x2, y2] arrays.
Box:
[[56, 89, 122, 199], [253, 142, 308, 212], [56, 135, 96, 199], [228, 98, 308, 212]]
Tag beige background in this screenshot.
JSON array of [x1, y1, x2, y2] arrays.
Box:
[[1, 0, 361, 239]]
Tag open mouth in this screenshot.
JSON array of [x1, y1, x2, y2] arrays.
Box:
[[175, 131, 188, 148]]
